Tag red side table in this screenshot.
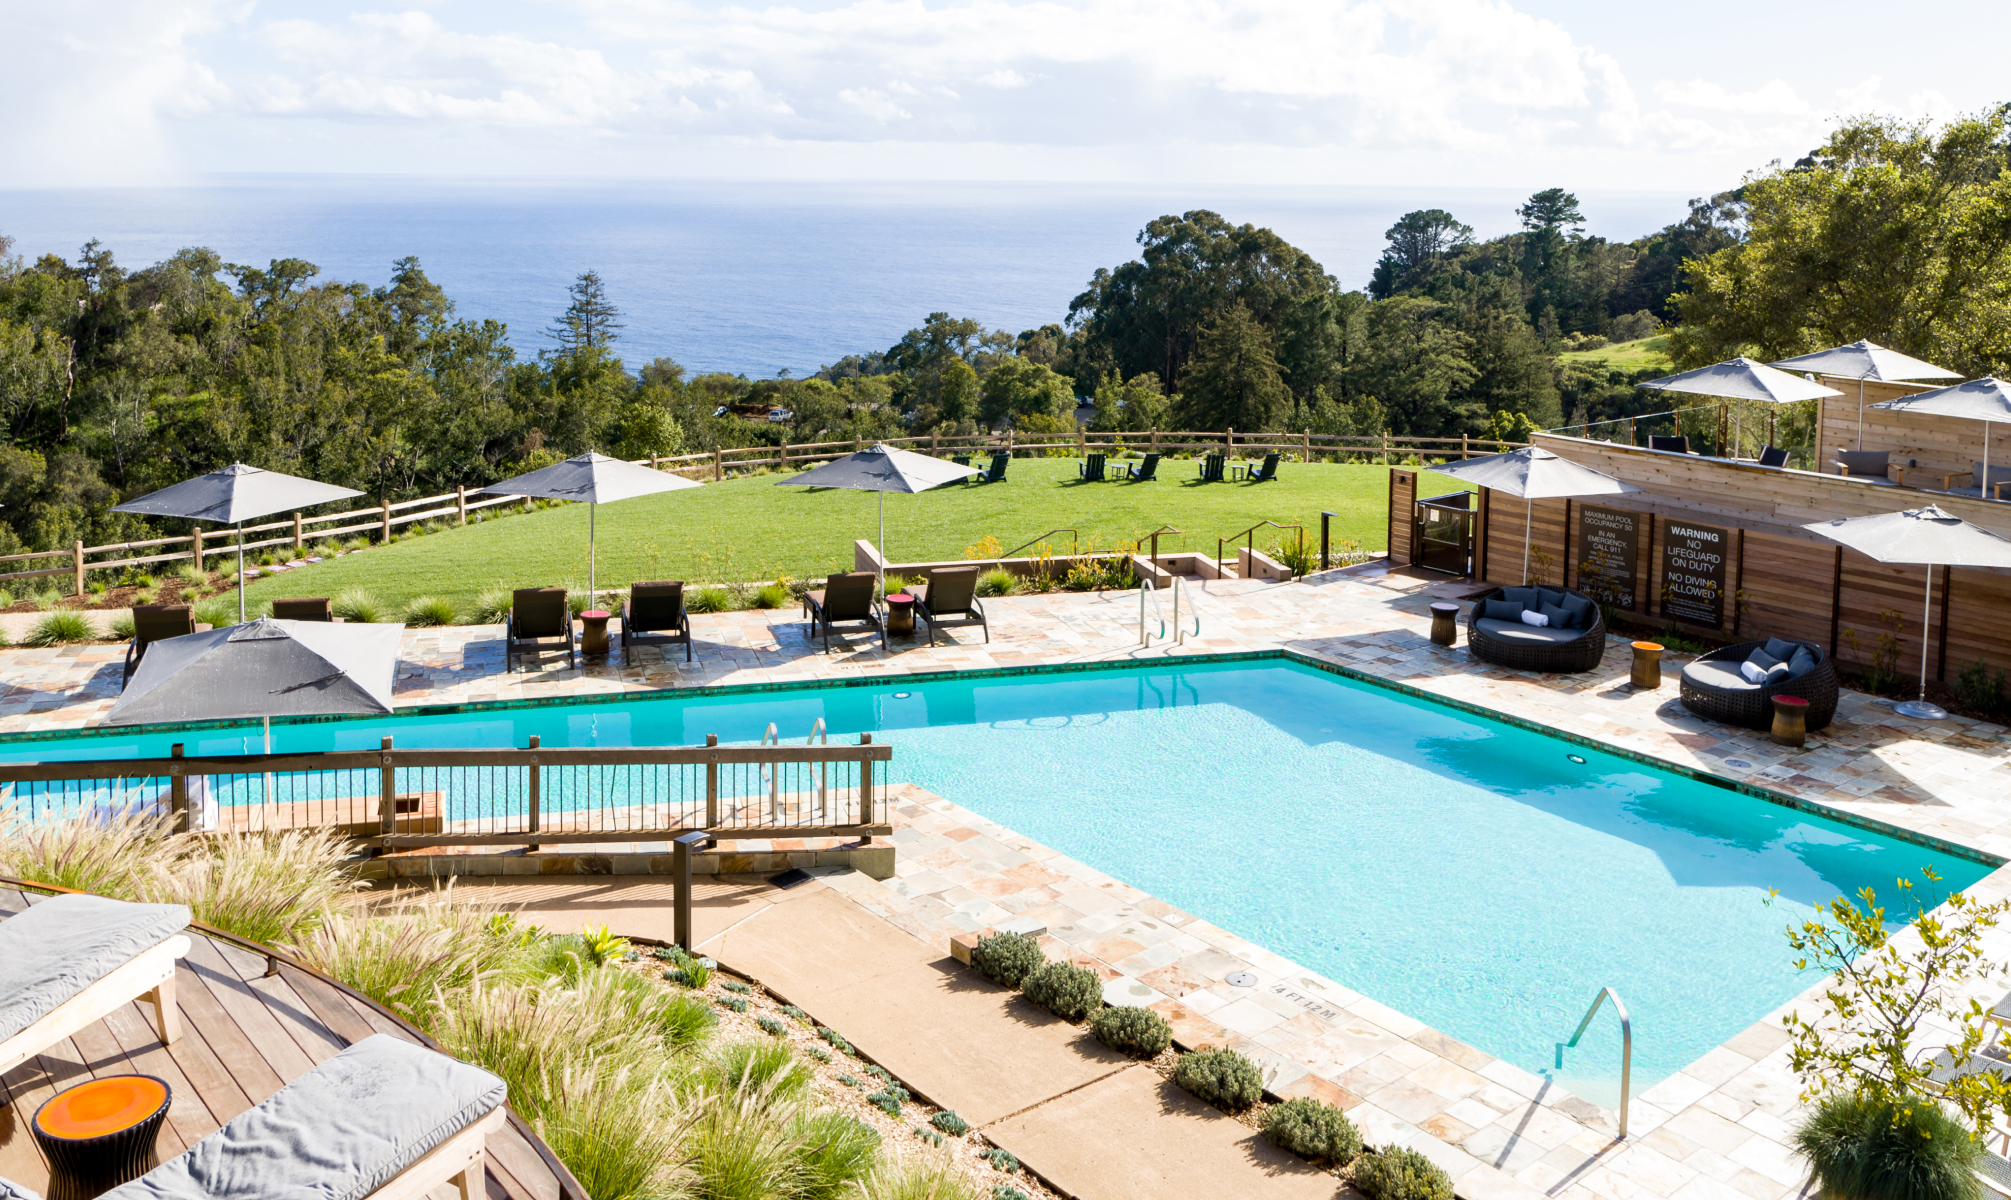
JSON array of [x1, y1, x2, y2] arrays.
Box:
[[1771, 694, 1810, 748], [580, 610, 611, 657], [885, 593, 916, 637]]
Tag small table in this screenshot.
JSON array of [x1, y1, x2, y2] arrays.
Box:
[[33, 1074, 171, 1188], [1428, 602, 1460, 647], [1631, 642, 1664, 690], [1772, 694, 1810, 748], [580, 610, 611, 656], [886, 593, 916, 636]]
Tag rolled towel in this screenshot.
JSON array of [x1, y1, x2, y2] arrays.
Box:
[[1518, 609, 1550, 628]]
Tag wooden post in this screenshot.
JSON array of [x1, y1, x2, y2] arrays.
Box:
[[650, 453, 659, 471], [293, 512, 303, 551], [1226, 428, 1235, 458], [526, 734, 540, 849], [169, 744, 188, 834], [1078, 424, 1086, 454], [854, 436, 862, 454], [713, 448, 722, 482], [378, 735, 396, 834], [72, 541, 84, 595], [1150, 428, 1159, 452], [379, 500, 391, 543], [859, 732, 875, 824], [191, 525, 203, 572], [456, 485, 467, 526], [780, 438, 789, 470], [930, 432, 939, 455], [1304, 428, 1312, 462], [705, 734, 720, 827], [1461, 434, 1470, 460]]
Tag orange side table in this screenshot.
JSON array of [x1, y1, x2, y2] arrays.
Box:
[[33, 1074, 171, 1188]]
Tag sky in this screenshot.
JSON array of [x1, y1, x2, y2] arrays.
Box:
[[0, 0, 2000, 194]]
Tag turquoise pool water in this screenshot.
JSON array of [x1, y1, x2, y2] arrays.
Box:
[[5, 658, 1989, 1107]]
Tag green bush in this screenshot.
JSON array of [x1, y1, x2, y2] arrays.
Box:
[[867, 1088, 905, 1116], [780, 1004, 809, 1023], [1794, 1093, 1979, 1200], [173, 561, 208, 588], [717, 995, 749, 1013], [723, 979, 752, 994], [1019, 960, 1102, 1022], [24, 611, 95, 647], [689, 585, 734, 613], [818, 1026, 853, 1054], [930, 1110, 970, 1136], [333, 588, 383, 623], [1261, 1096, 1361, 1163], [756, 1015, 787, 1037], [706, 1038, 812, 1104], [1090, 1005, 1172, 1057], [1353, 1148, 1453, 1200], [85, 576, 109, 595], [192, 596, 238, 628], [311, 540, 340, 558], [970, 932, 1044, 988], [975, 568, 1018, 597], [471, 585, 513, 625], [1955, 657, 2009, 721], [109, 611, 137, 640], [807, 1046, 831, 1064], [1173, 1047, 1263, 1111], [753, 582, 789, 609], [985, 1148, 1018, 1174], [402, 595, 459, 627]]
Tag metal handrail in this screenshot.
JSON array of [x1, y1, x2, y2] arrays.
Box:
[[1557, 987, 1632, 1138], [760, 723, 781, 818], [807, 719, 828, 816], [1139, 578, 1167, 646], [1170, 576, 1199, 644], [1141, 524, 1182, 573], [1001, 528, 1079, 560], [1216, 520, 1305, 579]]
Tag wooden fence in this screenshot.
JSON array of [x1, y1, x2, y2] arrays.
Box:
[[1, 430, 1524, 590], [0, 734, 893, 850]]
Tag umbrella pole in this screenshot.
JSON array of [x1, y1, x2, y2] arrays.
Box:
[[237, 520, 246, 625], [1896, 567, 1947, 721], [877, 491, 886, 598], [589, 501, 597, 611]]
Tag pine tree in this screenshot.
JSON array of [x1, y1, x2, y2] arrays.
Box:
[[548, 270, 625, 351], [1174, 302, 1291, 431]]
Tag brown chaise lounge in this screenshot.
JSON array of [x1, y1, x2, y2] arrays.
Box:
[[622, 580, 693, 665], [803, 571, 883, 653], [272, 597, 336, 621], [915, 565, 989, 645], [123, 604, 213, 686], [505, 587, 576, 672]]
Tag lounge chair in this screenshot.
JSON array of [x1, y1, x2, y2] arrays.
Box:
[[951, 454, 972, 468], [505, 587, 576, 672], [621, 580, 692, 666], [803, 571, 883, 653], [1940, 461, 2011, 500], [1465, 585, 1608, 673], [1232, 452, 1281, 482], [1757, 446, 1790, 468], [915, 565, 989, 645], [272, 597, 335, 621], [1077, 453, 1106, 481], [1197, 453, 1225, 482], [1679, 638, 1839, 731], [971, 451, 1010, 484], [1648, 435, 1691, 454], [1833, 449, 1907, 486], [1120, 454, 1160, 481], [123, 605, 213, 686], [0, 894, 190, 1078]]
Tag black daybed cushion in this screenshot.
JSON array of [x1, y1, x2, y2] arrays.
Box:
[[1474, 617, 1585, 647], [101, 1034, 507, 1200], [0, 894, 189, 1044], [1788, 646, 1817, 679], [1762, 637, 1798, 662], [1482, 598, 1525, 621], [1559, 592, 1595, 628], [1539, 600, 1572, 628], [1502, 587, 1541, 609]]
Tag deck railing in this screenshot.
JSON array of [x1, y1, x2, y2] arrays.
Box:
[[0, 735, 893, 849]]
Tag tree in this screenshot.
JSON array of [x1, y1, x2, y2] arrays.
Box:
[[884, 312, 986, 413], [1346, 299, 1479, 437], [1369, 210, 1474, 299], [1090, 371, 1169, 432], [1671, 111, 2011, 375], [978, 357, 1075, 427], [1173, 302, 1291, 431], [938, 359, 980, 426], [548, 270, 624, 351], [1516, 189, 1584, 235]]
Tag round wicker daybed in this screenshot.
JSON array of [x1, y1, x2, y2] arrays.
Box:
[[1678, 639, 1840, 731], [1465, 585, 1609, 673]]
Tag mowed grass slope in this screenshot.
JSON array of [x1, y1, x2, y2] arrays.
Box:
[[245, 460, 1464, 614]]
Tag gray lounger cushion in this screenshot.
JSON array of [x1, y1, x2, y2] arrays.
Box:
[[0, 894, 190, 1043], [0, 1177, 44, 1200], [1473, 617, 1584, 646], [103, 1034, 506, 1200], [1682, 659, 1763, 692]]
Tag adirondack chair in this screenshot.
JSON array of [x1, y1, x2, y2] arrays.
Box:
[[803, 571, 884, 652], [971, 451, 1010, 484], [505, 587, 576, 672], [1197, 453, 1226, 482], [1232, 452, 1281, 482], [621, 580, 692, 665], [1077, 453, 1106, 481], [1118, 453, 1160, 481]]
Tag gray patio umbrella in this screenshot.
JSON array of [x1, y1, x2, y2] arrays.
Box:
[[1803, 505, 2011, 720], [1424, 447, 1639, 585], [1769, 340, 1960, 449], [479, 452, 703, 611], [773, 444, 979, 594], [109, 616, 402, 726], [1870, 378, 2011, 501], [1639, 359, 1842, 459], [113, 464, 364, 626]]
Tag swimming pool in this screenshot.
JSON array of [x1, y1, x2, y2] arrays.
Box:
[[4, 656, 1989, 1107]]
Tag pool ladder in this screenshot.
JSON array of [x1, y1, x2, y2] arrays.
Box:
[[1139, 577, 1200, 647], [759, 719, 830, 821], [1557, 987, 1632, 1139]]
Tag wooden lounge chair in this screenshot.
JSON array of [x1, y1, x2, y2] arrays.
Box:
[[621, 580, 692, 665], [122, 604, 213, 686], [272, 597, 335, 621], [1756, 446, 1790, 468], [1648, 435, 1691, 454], [971, 451, 1010, 484], [1197, 453, 1225, 482], [1077, 453, 1106, 481], [1833, 448, 1906, 485], [915, 565, 989, 645], [1120, 453, 1160, 481], [802, 571, 883, 652], [0, 894, 190, 1078], [1232, 452, 1281, 482], [505, 587, 576, 672]]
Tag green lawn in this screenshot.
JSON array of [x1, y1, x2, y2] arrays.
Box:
[[242, 460, 1464, 615], [1558, 335, 1674, 372]]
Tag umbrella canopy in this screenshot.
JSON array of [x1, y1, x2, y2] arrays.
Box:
[[1427, 448, 1639, 583], [1768, 340, 1959, 383], [108, 617, 402, 726], [1871, 378, 2011, 501], [1639, 358, 1843, 405], [1803, 505, 2011, 719], [479, 452, 704, 610], [774, 445, 980, 591]]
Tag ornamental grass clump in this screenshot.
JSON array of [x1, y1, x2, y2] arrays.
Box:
[[975, 569, 1018, 598], [24, 610, 94, 646], [332, 588, 383, 623], [1019, 960, 1103, 1022], [1090, 1005, 1173, 1058], [401, 595, 459, 627], [969, 931, 1043, 988], [1174, 1046, 1263, 1111], [1353, 1146, 1454, 1200], [1261, 1096, 1361, 1163], [688, 585, 734, 613], [1793, 1094, 1979, 1200]]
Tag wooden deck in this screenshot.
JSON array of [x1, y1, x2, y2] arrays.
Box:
[[0, 883, 582, 1200]]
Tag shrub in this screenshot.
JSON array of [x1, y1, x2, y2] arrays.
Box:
[[839, 1074, 862, 1088], [402, 595, 459, 627], [1794, 1093, 1979, 1200], [717, 995, 749, 1013], [793, 1109, 882, 1197], [257, 552, 276, 566], [24, 611, 94, 646], [471, 585, 513, 625], [818, 1025, 853, 1054], [807, 1046, 831, 1064], [780, 1004, 809, 1023], [173, 561, 209, 588], [970, 932, 1043, 988], [341, 537, 368, 552], [1955, 657, 2009, 722], [993, 1187, 1030, 1200], [108, 611, 137, 640], [332, 588, 383, 623], [0, 588, 13, 609], [311, 540, 340, 558], [754, 582, 789, 609], [985, 1148, 1019, 1174], [1174, 1047, 1263, 1111], [1020, 960, 1103, 1022], [723, 979, 752, 994], [85, 576, 109, 595], [975, 568, 1018, 597], [867, 1089, 904, 1116], [756, 1016, 788, 1037], [1262, 1096, 1361, 1163], [32, 587, 64, 611], [1091, 1005, 1172, 1058], [688, 585, 734, 613], [192, 596, 238, 629], [930, 1110, 970, 1136], [859, 1154, 984, 1200], [706, 1038, 813, 1104], [1353, 1147, 1455, 1200]]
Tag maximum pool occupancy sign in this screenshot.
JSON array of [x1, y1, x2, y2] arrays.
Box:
[[1659, 518, 1728, 628]]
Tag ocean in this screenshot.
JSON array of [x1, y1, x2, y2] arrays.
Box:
[[0, 179, 1690, 378]]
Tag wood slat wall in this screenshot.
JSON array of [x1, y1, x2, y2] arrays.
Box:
[[1817, 375, 2008, 488], [1388, 470, 1417, 566]]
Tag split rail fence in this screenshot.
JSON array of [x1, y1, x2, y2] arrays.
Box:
[[0, 735, 893, 850], [1, 429, 1524, 590]]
